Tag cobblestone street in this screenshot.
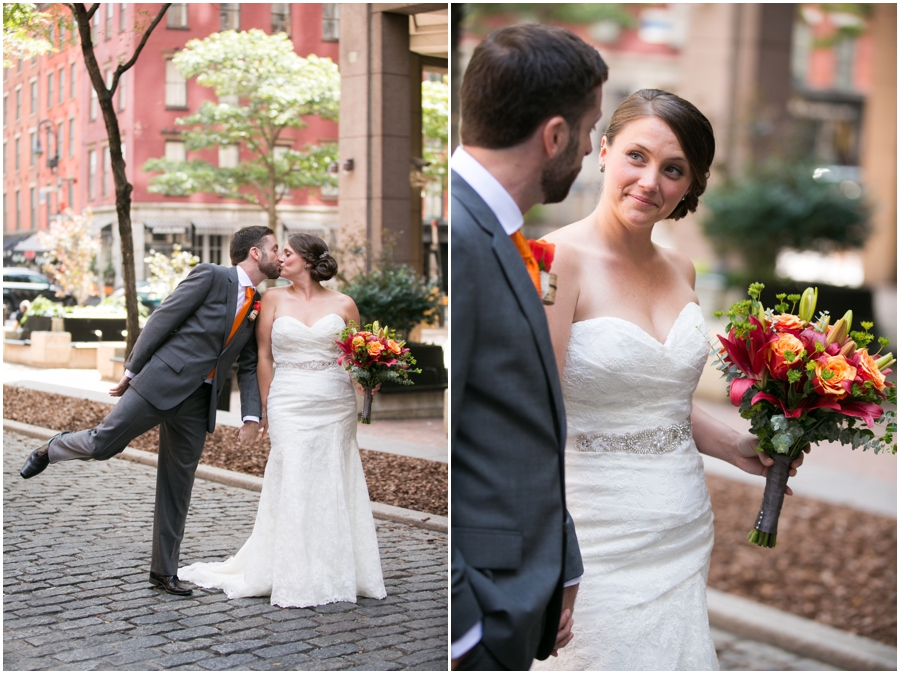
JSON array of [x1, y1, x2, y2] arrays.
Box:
[[3, 430, 447, 671]]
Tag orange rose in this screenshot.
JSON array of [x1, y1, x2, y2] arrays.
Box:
[[387, 338, 402, 355], [813, 355, 857, 400], [772, 313, 804, 332], [367, 341, 384, 357], [352, 335, 366, 349], [855, 348, 886, 392], [766, 333, 805, 380]]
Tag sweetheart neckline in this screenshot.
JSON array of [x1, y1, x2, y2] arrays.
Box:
[[274, 313, 344, 329], [571, 302, 700, 347]]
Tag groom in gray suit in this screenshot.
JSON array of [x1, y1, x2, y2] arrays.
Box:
[[451, 25, 608, 670], [20, 226, 282, 596]]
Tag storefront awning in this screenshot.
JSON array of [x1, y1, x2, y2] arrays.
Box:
[[192, 218, 237, 235], [142, 218, 192, 235], [12, 233, 51, 252], [281, 219, 328, 237], [3, 234, 31, 251]]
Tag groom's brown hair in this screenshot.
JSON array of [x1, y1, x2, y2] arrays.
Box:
[[230, 226, 275, 265], [460, 24, 608, 149]]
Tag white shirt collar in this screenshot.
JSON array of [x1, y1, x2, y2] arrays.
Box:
[[235, 265, 254, 290], [451, 146, 524, 236]]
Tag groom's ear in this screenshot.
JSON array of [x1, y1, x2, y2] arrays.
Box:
[[541, 115, 571, 159]]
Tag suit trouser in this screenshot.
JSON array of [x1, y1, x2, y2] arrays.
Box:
[[47, 383, 212, 577]]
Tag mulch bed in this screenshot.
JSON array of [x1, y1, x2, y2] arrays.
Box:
[[707, 473, 896, 645], [2, 385, 447, 517]]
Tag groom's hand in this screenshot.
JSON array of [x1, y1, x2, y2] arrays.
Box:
[[551, 583, 579, 656], [109, 374, 131, 397], [236, 421, 260, 444]]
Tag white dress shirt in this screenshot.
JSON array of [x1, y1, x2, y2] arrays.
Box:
[[125, 265, 259, 424], [450, 147, 581, 660]]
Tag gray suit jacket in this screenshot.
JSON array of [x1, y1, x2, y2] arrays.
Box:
[[126, 264, 261, 433], [451, 171, 583, 671]]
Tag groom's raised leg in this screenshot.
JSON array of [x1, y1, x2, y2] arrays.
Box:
[[150, 384, 211, 579], [47, 387, 165, 463]]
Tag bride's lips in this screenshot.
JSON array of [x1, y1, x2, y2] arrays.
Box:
[[628, 193, 657, 207]]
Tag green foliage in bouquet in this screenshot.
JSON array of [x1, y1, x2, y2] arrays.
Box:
[[702, 163, 871, 281]]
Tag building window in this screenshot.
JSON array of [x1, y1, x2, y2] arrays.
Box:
[[165, 58, 187, 108], [220, 3, 240, 31], [106, 3, 113, 39], [322, 4, 339, 42], [218, 144, 239, 168], [271, 4, 290, 34], [102, 146, 110, 196], [58, 67, 64, 104], [120, 3, 126, 32], [14, 137, 20, 171], [88, 149, 97, 199], [2, 141, 6, 176], [30, 187, 36, 229], [835, 37, 856, 92], [165, 140, 186, 163], [17, 58, 22, 74], [47, 72, 54, 109], [16, 190, 21, 229], [15, 86, 21, 120], [67, 180, 74, 211], [57, 121, 64, 162], [29, 131, 36, 167], [273, 145, 291, 198], [168, 3, 188, 29], [118, 70, 126, 111], [2, 193, 6, 225], [68, 118, 75, 157], [30, 79, 37, 115], [91, 9, 100, 42], [2, 94, 6, 126], [71, 63, 76, 100], [90, 84, 98, 120]]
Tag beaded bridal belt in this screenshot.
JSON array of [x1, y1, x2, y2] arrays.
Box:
[[574, 419, 693, 455], [277, 360, 340, 371]]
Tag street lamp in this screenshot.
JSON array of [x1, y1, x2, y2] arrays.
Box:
[[33, 119, 59, 170]]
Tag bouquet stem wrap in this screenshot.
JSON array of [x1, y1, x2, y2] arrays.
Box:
[[748, 453, 793, 548], [359, 387, 374, 425]]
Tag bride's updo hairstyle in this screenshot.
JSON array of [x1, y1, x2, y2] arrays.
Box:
[[604, 89, 716, 221], [288, 233, 338, 282]]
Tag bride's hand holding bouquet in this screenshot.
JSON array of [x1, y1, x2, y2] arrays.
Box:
[[714, 283, 896, 548], [335, 321, 421, 424]]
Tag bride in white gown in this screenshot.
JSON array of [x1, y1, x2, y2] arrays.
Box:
[[180, 233, 386, 608], [532, 90, 804, 670]]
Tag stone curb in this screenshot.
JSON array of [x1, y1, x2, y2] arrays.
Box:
[[3, 418, 448, 534], [708, 588, 897, 671]]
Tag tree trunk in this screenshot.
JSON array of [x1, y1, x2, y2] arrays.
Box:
[[69, 2, 170, 358]]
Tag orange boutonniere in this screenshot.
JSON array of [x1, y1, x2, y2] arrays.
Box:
[[528, 238, 557, 305], [248, 301, 261, 322]]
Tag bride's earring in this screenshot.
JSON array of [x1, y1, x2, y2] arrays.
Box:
[[599, 164, 605, 173], [304, 264, 311, 269]]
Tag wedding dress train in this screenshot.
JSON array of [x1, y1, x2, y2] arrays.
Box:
[[180, 314, 386, 608], [533, 302, 718, 670]]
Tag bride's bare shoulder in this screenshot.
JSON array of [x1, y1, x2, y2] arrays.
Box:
[[658, 245, 697, 289], [543, 219, 594, 270]]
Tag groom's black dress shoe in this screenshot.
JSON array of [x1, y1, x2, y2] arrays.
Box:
[[149, 572, 193, 596], [20, 436, 57, 479]]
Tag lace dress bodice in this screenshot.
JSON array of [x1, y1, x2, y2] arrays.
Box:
[[532, 302, 718, 671]]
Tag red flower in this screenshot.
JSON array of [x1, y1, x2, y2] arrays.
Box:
[[528, 238, 556, 272]]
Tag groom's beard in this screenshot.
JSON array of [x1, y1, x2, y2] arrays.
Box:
[[258, 251, 282, 280], [541, 129, 583, 204]]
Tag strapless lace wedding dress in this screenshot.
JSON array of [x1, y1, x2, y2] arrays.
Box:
[[180, 314, 386, 608], [532, 302, 718, 671]]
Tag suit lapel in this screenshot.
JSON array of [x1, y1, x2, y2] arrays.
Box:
[[221, 266, 239, 350], [452, 171, 566, 441]]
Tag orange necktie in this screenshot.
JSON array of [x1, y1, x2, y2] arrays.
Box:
[[208, 286, 255, 380], [510, 230, 541, 296]]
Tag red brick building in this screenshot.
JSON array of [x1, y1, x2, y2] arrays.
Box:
[[4, 3, 342, 280]]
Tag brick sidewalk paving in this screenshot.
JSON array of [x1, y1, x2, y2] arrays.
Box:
[[712, 628, 839, 671], [3, 431, 447, 671]]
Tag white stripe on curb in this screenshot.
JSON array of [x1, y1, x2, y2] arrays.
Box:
[[4, 418, 448, 534]]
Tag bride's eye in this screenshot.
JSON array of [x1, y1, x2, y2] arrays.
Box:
[[627, 151, 643, 161], [665, 165, 684, 177]]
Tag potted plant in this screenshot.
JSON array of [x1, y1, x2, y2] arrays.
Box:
[[340, 258, 445, 392]]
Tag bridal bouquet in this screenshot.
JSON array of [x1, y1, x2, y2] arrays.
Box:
[[335, 321, 420, 424], [713, 283, 896, 548]]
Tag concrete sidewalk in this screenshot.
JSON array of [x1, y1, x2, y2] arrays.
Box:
[[3, 429, 447, 671]]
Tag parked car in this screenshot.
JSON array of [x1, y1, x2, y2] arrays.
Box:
[[112, 281, 164, 313], [2, 267, 74, 320]]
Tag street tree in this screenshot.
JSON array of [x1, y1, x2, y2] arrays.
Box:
[[3, 3, 54, 66], [143, 29, 340, 231], [37, 209, 100, 306], [421, 75, 449, 193], [66, 2, 171, 357]]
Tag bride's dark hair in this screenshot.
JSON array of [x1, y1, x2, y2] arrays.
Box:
[[287, 233, 338, 282], [604, 89, 716, 221]]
